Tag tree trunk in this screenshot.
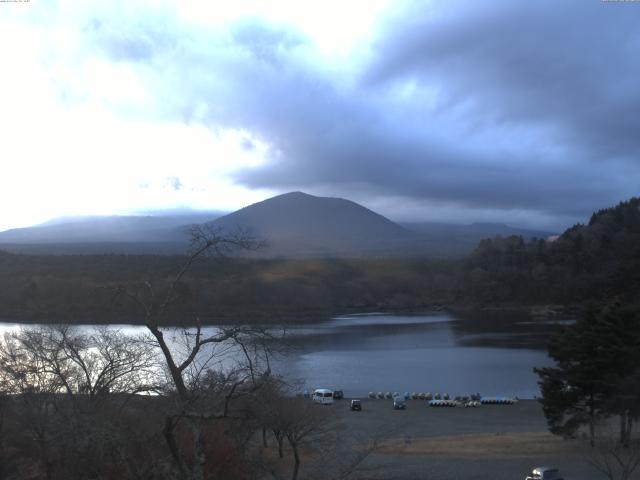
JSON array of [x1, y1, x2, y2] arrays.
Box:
[[589, 394, 595, 448], [189, 419, 206, 480], [164, 416, 185, 475], [620, 411, 629, 448], [45, 460, 53, 480], [37, 434, 53, 480], [291, 442, 300, 480], [147, 326, 188, 398], [278, 436, 284, 459]]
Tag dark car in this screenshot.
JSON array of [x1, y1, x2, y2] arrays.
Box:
[[350, 399, 362, 411], [393, 397, 407, 410], [333, 390, 344, 400], [525, 467, 563, 480]]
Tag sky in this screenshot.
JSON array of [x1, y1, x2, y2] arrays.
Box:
[[1, 0, 639, 232]]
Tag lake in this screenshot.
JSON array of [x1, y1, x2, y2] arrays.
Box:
[[0, 311, 566, 399], [269, 311, 565, 399]]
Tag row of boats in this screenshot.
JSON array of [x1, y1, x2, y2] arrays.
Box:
[[367, 391, 519, 405]]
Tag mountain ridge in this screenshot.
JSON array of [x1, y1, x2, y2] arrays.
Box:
[[0, 192, 556, 258]]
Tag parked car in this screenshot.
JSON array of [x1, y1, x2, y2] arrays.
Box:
[[393, 396, 407, 410], [350, 399, 362, 411], [312, 389, 334, 405], [333, 390, 344, 400], [525, 466, 563, 480]]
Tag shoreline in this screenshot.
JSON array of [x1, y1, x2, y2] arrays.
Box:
[[0, 302, 581, 327]]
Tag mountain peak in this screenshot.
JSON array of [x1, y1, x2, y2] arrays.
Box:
[[277, 191, 315, 199], [210, 191, 412, 257]]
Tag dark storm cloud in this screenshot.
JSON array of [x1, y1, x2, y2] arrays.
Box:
[[220, 3, 638, 219], [365, 0, 640, 160], [85, 1, 640, 227], [224, 2, 638, 222]]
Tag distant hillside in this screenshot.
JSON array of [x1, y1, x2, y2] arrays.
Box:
[[401, 221, 554, 255], [0, 213, 221, 254], [459, 197, 640, 306], [0, 192, 557, 258]]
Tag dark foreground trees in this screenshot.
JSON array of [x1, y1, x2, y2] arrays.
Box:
[[587, 436, 640, 480], [0, 226, 274, 480], [113, 225, 283, 480], [0, 226, 383, 480], [0, 325, 161, 479], [0, 325, 371, 480], [535, 303, 640, 447]]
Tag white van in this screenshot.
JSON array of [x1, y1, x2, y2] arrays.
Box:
[[312, 388, 334, 405]]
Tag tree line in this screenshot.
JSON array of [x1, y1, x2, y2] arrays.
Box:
[[459, 197, 640, 307]]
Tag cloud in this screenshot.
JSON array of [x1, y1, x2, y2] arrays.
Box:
[[166, 176, 182, 191], [3, 0, 639, 230], [366, 0, 640, 161], [83, 0, 635, 227], [226, 0, 639, 224]]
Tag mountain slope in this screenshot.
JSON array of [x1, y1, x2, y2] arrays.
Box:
[[0, 213, 221, 245], [459, 197, 640, 306], [209, 192, 417, 256], [401, 221, 555, 256], [402, 221, 553, 239], [0, 192, 559, 258]]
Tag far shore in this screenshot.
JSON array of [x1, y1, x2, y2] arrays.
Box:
[[0, 302, 581, 327]]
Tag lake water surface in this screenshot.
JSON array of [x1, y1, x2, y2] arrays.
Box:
[[0, 311, 567, 399], [270, 311, 563, 399]]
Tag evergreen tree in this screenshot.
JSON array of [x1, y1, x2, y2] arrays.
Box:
[[535, 304, 640, 446]]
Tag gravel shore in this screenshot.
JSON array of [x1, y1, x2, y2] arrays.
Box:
[[329, 399, 613, 480]]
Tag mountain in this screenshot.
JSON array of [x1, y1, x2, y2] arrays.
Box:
[[208, 191, 418, 257], [0, 212, 222, 253], [0, 192, 557, 258]]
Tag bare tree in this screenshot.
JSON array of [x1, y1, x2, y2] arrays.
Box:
[[234, 321, 290, 450], [0, 326, 156, 405], [279, 398, 330, 480], [0, 326, 160, 480], [0, 329, 72, 480], [312, 427, 389, 480], [114, 225, 273, 480], [587, 439, 640, 480], [0, 380, 14, 480], [252, 378, 290, 459]]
